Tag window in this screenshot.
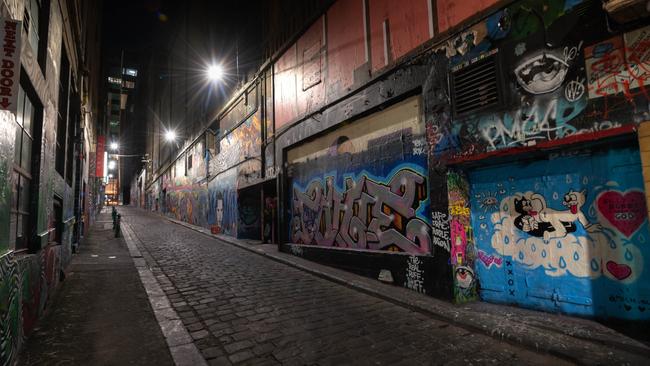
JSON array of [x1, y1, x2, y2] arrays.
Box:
[[23, 0, 40, 55], [187, 153, 193, 171], [23, 0, 48, 70], [56, 49, 70, 175], [10, 86, 36, 250], [65, 92, 79, 185], [123, 68, 138, 77]]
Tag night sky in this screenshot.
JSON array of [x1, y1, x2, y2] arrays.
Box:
[[102, 0, 266, 69], [101, 0, 266, 202]]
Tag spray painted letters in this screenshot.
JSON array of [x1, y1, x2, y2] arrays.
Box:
[[291, 167, 431, 254]]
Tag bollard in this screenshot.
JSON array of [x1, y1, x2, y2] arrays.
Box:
[[111, 207, 117, 229], [115, 213, 121, 238]]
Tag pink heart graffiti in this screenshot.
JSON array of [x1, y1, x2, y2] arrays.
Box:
[[478, 250, 503, 268], [597, 190, 647, 237], [606, 260, 632, 281]]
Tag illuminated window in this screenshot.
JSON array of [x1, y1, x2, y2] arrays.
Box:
[[123, 68, 138, 77]]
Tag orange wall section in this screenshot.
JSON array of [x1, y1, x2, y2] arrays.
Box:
[[436, 0, 499, 33]]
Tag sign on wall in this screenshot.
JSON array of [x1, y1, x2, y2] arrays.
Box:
[[0, 17, 22, 113]]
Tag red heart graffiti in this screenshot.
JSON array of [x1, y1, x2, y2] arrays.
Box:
[[597, 190, 647, 237], [606, 260, 632, 280]]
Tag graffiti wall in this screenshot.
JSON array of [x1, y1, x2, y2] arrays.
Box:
[[164, 179, 209, 228], [205, 112, 263, 237], [469, 145, 649, 319], [209, 115, 262, 177], [288, 96, 432, 254], [208, 169, 238, 236], [447, 172, 478, 303], [429, 1, 650, 162], [161, 140, 210, 228], [0, 245, 60, 366]]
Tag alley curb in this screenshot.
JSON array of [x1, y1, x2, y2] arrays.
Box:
[[121, 220, 208, 366], [157, 212, 649, 365]]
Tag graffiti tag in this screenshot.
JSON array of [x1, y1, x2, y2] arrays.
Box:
[[404, 255, 425, 294], [291, 168, 431, 254]]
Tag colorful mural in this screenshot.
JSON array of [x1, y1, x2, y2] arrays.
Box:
[[428, 1, 650, 163], [0, 254, 21, 365], [0, 247, 58, 366], [448, 172, 478, 303], [291, 164, 431, 253], [288, 97, 432, 254], [164, 178, 209, 228], [208, 169, 238, 236], [210, 115, 262, 175], [469, 146, 650, 319]]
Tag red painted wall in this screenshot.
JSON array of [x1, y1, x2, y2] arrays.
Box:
[[274, 45, 297, 130], [369, 0, 431, 72], [326, 0, 366, 99], [274, 18, 326, 130], [436, 0, 499, 33], [273, 0, 434, 129], [296, 17, 326, 119]]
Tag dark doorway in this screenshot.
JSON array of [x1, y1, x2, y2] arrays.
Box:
[[262, 181, 277, 244], [237, 185, 261, 240]]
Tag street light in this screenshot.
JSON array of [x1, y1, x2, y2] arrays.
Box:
[[164, 129, 177, 142], [110, 142, 119, 151], [206, 64, 224, 82], [108, 160, 117, 170]]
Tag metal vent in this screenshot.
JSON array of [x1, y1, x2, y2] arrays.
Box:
[[451, 55, 500, 116]]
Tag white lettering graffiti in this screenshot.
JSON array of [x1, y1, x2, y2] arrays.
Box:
[[430, 211, 450, 252], [563, 41, 583, 64], [478, 98, 586, 150], [291, 169, 431, 254], [405, 255, 425, 293], [412, 138, 427, 156]]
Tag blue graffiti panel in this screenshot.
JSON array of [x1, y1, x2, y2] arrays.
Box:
[[290, 132, 432, 254], [469, 145, 650, 319]]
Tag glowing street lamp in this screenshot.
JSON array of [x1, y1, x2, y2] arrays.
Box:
[[164, 129, 177, 142], [206, 64, 224, 82], [108, 160, 117, 170], [110, 142, 119, 151]]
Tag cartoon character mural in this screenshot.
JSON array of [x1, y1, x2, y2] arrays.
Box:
[[469, 146, 650, 319]]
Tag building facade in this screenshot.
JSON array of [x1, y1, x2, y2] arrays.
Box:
[[134, 0, 650, 321], [0, 0, 103, 364]]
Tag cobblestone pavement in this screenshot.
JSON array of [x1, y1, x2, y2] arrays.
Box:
[[122, 208, 571, 366]]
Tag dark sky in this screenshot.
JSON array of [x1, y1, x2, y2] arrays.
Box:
[[101, 0, 266, 67], [102, 0, 165, 52]]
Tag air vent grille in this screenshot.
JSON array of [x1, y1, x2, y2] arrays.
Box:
[[452, 55, 500, 116]]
